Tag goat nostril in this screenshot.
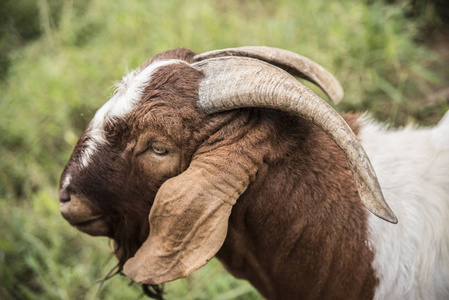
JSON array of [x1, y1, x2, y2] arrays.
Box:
[[59, 189, 71, 203]]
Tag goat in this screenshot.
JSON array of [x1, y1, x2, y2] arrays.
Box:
[[59, 46, 449, 299]]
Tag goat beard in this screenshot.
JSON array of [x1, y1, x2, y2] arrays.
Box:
[[108, 210, 164, 299]]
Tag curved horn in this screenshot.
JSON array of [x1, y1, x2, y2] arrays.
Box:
[[194, 46, 344, 104], [192, 57, 397, 224]]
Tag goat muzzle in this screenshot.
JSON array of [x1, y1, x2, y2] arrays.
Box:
[[59, 189, 110, 236]]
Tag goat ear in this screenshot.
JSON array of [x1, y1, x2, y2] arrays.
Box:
[[123, 150, 259, 284]]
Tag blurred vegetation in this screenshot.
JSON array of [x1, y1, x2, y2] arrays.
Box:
[[383, 0, 449, 32], [0, 0, 447, 299]]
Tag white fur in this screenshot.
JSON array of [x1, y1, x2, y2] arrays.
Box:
[[79, 59, 185, 168], [438, 110, 449, 128], [62, 174, 72, 190], [359, 115, 449, 300]]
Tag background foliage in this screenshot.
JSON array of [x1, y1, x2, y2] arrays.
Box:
[[1, 0, 448, 299]]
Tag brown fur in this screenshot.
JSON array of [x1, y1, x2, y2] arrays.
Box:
[[60, 49, 377, 299], [215, 113, 377, 300]]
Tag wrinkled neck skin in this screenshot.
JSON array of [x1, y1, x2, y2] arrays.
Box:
[[215, 111, 377, 300]]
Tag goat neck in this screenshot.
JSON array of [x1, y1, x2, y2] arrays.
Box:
[[216, 113, 377, 300]]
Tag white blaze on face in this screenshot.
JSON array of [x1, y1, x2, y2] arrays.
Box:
[[78, 59, 186, 168], [62, 173, 72, 190]]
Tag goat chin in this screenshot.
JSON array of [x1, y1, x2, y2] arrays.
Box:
[[59, 47, 449, 300]]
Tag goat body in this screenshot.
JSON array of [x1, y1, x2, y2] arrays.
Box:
[[216, 112, 449, 299]]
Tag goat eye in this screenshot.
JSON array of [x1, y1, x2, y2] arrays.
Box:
[[150, 144, 169, 156]]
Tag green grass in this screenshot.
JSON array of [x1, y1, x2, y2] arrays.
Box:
[[0, 0, 447, 299]]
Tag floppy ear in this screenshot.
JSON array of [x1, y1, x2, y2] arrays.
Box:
[[123, 146, 260, 284]]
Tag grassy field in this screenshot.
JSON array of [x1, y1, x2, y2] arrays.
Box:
[[0, 0, 447, 299]]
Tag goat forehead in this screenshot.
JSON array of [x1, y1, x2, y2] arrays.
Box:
[[77, 59, 187, 169]]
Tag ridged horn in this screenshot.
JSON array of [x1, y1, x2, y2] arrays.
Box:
[[193, 46, 344, 104], [192, 57, 398, 224]]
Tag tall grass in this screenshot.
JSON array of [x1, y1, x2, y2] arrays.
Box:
[[0, 0, 447, 299]]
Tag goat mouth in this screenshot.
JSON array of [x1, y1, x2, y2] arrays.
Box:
[[72, 217, 110, 236], [73, 216, 102, 227]]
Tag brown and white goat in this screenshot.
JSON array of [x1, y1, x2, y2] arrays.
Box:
[[59, 47, 449, 299]]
